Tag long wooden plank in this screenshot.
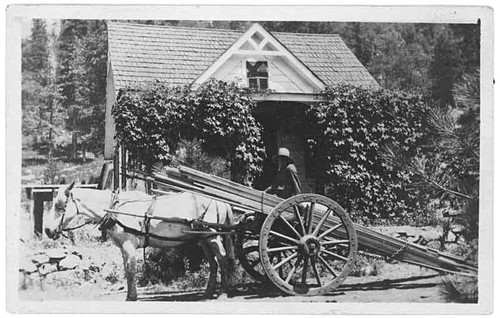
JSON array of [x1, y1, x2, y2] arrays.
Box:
[[152, 177, 269, 213], [175, 166, 282, 206], [151, 173, 276, 214], [148, 167, 477, 275], [157, 169, 280, 212], [163, 167, 282, 208], [317, 216, 477, 274]]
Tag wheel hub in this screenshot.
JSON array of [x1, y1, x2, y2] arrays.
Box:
[[299, 235, 321, 257]]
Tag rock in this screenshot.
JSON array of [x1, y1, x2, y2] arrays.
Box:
[[59, 254, 80, 270], [31, 253, 50, 265], [38, 263, 58, 276], [426, 240, 442, 250], [418, 227, 442, 241], [360, 264, 378, 276], [19, 259, 38, 273], [47, 249, 67, 261]]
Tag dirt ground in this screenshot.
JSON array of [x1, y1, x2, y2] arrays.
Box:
[[83, 263, 445, 303], [19, 263, 444, 304], [17, 223, 449, 304]]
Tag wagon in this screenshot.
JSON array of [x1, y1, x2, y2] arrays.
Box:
[[119, 166, 477, 297]]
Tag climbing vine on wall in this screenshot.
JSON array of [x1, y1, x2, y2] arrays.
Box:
[[112, 79, 265, 182], [305, 85, 431, 223]]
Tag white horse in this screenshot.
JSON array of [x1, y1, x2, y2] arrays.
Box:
[[44, 182, 235, 301]]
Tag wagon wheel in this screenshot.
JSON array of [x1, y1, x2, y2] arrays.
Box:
[[259, 194, 358, 296], [235, 233, 270, 283], [235, 212, 270, 283]]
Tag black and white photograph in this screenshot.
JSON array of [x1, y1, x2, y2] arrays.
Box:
[[4, 3, 494, 315]]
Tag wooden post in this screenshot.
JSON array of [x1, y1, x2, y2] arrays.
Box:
[[22, 184, 99, 237], [32, 189, 54, 236]]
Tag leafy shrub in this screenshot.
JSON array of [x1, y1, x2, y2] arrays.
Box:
[[440, 275, 478, 303], [138, 243, 205, 286], [113, 79, 265, 182], [305, 85, 431, 222], [350, 254, 381, 277], [171, 138, 229, 178]]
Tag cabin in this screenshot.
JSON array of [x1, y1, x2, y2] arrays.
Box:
[[105, 22, 379, 191]]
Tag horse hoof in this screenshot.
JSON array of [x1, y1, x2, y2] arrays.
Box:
[[217, 293, 228, 300]]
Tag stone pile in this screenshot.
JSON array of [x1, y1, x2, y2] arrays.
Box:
[[20, 248, 83, 276]]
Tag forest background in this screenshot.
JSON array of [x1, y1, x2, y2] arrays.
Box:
[[22, 19, 479, 162]]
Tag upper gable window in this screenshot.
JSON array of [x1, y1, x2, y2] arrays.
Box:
[[246, 61, 268, 90]]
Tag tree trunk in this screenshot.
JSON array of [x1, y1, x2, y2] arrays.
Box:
[[72, 132, 77, 161]]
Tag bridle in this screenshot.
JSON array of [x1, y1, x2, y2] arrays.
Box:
[[56, 192, 97, 234]]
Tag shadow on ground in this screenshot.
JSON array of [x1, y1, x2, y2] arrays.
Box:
[[334, 274, 440, 293], [137, 274, 440, 301]]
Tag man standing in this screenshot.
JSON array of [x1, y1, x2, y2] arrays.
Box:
[[264, 148, 302, 199]]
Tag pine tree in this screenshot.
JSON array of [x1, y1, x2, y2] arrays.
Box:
[[22, 19, 63, 152], [56, 20, 107, 159], [429, 27, 463, 106], [383, 70, 479, 242]]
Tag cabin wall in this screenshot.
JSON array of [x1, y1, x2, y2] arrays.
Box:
[[104, 63, 116, 160]]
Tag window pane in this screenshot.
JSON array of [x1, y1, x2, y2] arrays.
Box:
[[256, 62, 267, 73], [260, 78, 268, 89], [249, 78, 258, 89], [247, 61, 268, 78]]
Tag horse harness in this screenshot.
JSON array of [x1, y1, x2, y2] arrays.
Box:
[[99, 195, 224, 248]]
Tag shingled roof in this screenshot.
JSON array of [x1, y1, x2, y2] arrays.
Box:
[[107, 22, 379, 90]]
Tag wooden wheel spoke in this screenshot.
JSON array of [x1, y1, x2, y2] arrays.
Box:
[[293, 206, 306, 235], [307, 203, 316, 234], [285, 256, 302, 284], [268, 245, 298, 253], [278, 215, 302, 239], [249, 259, 261, 268], [272, 252, 298, 271], [312, 209, 331, 236], [301, 257, 309, 286], [243, 246, 259, 253], [269, 230, 300, 245], [311, 258, 322, 287], [318, 255, 338, 278], [320, 248, 349, 262], [317, 223, 343, 240]]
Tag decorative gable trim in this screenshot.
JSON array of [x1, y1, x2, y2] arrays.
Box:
[[193, 23, 326, 90]]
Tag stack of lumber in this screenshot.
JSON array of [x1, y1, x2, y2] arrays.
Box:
[[146, 166, 477, 276]]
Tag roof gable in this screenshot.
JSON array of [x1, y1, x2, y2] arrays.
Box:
[[194, 23, 326, 91], [107, 22, 379, 90]]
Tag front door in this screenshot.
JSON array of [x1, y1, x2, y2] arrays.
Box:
[[253, 102, 315, 193]]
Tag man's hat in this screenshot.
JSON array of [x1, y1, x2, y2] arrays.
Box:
[[272, 147, 293, 163]]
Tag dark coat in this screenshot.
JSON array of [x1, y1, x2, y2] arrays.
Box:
[[268, 163, 302, 199]]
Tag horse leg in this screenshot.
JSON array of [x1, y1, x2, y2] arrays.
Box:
[[207, 235, 231, 300], [119, 238, 139, 301], [199, 240, 218, 299]]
